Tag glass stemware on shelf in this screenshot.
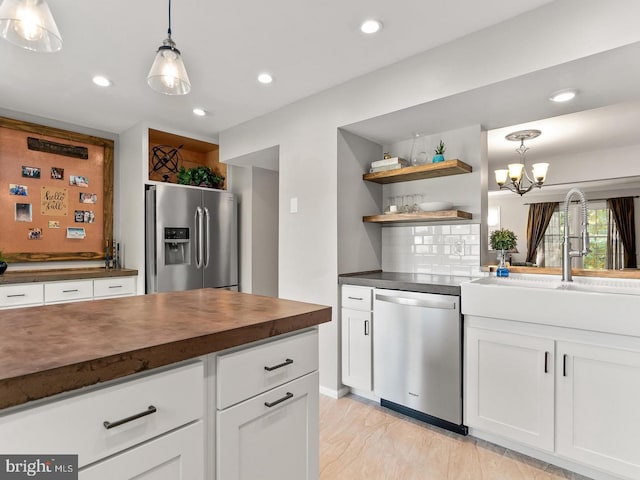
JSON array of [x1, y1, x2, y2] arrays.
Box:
[[384, 194, 424, 214]]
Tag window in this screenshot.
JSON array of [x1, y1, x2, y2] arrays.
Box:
[[541, 201, 618, 269]]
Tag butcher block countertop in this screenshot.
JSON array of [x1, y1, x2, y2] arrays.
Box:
[[0, 289, 331, 410], [0, 267, 138, 285]]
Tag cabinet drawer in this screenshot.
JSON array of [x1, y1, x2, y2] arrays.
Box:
[[217, 330, 318, 410], [0, 361, 203, 468], [45, 280, 93, 304], [0, 283, 44, 308], [93, 277, 136, 298], [341, 285, 372, 311], [80, 421, 203, 480]]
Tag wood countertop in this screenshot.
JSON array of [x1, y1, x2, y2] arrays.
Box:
[[483, 265, 640, 279], [0, 267, 138, 285], [0, 289, 331, 410]]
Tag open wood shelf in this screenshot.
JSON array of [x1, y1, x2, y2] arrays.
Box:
[[363, 159, 472, 184], [363, 210, 472, 224]]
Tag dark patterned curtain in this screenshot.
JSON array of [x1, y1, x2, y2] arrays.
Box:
[[607, 197, 637, 268], [525, 202, 558, 264]]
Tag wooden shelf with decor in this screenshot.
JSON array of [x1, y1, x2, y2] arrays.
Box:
[[148, 129, 226, 189], [363, 159, 472, 184], [363, 210, 472, 224]]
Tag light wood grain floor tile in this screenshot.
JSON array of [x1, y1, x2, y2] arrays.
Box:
[[319, 395, 592, 480]]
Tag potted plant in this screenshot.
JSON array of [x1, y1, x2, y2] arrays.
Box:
[[177, 166, 225, 188], [490, 228, 517, 277], [176, 166, 193, 185], [432, 140, 446, 163], [0, 251, 7, 275]]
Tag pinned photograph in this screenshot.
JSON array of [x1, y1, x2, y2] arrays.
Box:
[[67, 227, 86, 239], [15, 203, 32, 222], [9, 184, 28, 196], [69, 175, 89, 187], [79, 192, 98, 204], [48, 220, 61, 229], [22, 165, 41, 178], [74, 210, 95, 223], [51, 167, 64, 180], [28, 227, 42, 240]]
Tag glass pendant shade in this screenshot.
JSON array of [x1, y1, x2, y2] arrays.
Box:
[[507, 163, 524, 181], [147, 39, 191, 95], [0, 0, 62, 52], [495, 169, 508, 186]]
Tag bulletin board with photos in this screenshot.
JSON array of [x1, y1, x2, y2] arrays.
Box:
[[0, 116, 114, 262]]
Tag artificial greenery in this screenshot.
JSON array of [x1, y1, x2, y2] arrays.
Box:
[[434, 140, 446, 155], [176, 166, 225, 188], [490, 228, 518, 251], [0, 250, 5, 262]]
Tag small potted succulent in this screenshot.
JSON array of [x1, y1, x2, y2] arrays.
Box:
[[490, 228, 517, 277], [432, 140, 446, 163]]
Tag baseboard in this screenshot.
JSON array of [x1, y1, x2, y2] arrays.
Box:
[[319, 385, 351, 399]]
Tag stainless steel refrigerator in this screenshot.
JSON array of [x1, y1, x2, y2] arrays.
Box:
[[145, 184, 238, 293]]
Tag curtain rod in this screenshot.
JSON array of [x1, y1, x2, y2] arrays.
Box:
[[523, 195, 640, 205]]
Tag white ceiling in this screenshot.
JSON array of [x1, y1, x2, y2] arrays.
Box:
[[0, 0, 553, 138]]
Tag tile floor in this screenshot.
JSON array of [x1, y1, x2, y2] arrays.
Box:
[[319, 394, 592, 480]]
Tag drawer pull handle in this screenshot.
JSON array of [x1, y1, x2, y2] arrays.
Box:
[[108, 285, 123, 289], [347, 296, 363, 301], [103, 405, 157, 430], [6, 293, 26, 298], [264, 392, 294, 408], [264, 358, 293, 371], [62, 289, 79, 293]]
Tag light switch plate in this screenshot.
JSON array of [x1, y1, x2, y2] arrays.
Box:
[[290, 197, 298, 214]]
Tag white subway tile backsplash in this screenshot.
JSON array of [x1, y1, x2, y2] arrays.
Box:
[[382, 223, 482, 274]]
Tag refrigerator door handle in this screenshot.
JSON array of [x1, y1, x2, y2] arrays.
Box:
[[195, 206, 203, 269], [203, 207, 211, 268]]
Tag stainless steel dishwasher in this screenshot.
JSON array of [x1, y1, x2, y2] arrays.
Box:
[[373, 288, 467, 435]]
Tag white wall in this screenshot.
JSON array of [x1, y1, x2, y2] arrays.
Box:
[[219, 1, 640, 394], [251, 167, 279, 297], [337, 129, 383, 275]]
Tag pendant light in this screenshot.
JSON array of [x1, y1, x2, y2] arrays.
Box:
[[0, 0, 62, 52], [147, 0, 191, 95]]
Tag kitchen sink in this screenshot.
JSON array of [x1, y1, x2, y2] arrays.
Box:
[[461, 274, 640, 337]]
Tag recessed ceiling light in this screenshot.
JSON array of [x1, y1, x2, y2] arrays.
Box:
[[192, 108, 206, 117], [92, 75, 111, 87], [257, 73, 273, 84], [360, 20, 382, 34], [549, 89, 577, 103]]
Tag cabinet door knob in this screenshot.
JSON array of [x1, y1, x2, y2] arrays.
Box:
[[264, 392, 294, 408], [103, 405, 157, 430], [264, 358, 294, 371]]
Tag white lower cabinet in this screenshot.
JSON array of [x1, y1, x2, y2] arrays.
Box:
[[340, 285, 373, 392], [217, 372, 319, 480], [466, 319, 640, 480], [80, 421, 203, 480], [341, 308, 372, 390], [556, 341, 640, 479], [466, 328, 554, 451]]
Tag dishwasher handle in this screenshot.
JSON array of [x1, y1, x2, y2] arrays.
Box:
[[375, 293, 456, 310]]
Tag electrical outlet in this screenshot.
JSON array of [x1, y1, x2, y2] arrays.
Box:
[[454, 240, 465, 255]]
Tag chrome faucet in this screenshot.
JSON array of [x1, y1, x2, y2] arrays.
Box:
[[562, 188, 590, 282]]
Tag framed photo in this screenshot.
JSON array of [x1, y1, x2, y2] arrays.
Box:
[[48, 220, 60, 229], [15, 203, 32, 222], [9, 184, 28, 196], [74, 210, 95, 223], [22, 165, 41, 178], [66, 227, 86, 239], [51, 167, 64, 180]]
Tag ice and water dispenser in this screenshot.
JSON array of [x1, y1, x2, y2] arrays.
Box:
[[164, 227, 190, 265]]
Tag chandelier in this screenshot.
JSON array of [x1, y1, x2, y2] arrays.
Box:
[[495, 129, 548, 196]]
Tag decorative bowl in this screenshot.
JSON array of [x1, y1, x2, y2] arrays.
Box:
[[419, 201, 453, 212]]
